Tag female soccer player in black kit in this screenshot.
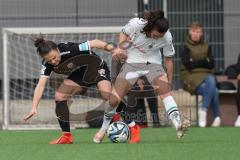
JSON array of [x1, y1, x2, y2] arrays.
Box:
[[24, 36, 126, 144]]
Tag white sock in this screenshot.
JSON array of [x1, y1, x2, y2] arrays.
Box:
[[99, 101, 117, 133], [163, 96, 181, 129], [128, 121, 136, 127]]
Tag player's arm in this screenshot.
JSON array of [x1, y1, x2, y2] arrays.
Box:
[[119, 32, 128, 44], [88, 39, 116, 52], [88, 39, 127, 60], [23, 64, 50, 121], [111, 32, 129, 60], [33, 77, 48, 110], [163, 31, 175, 84], [23, 76, 48, 121], [164, 57, 174, 84]]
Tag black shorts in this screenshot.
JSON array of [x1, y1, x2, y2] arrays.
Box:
[[66, 61, 111, 87]]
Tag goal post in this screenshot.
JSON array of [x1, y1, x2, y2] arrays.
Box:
[[2, 27, 122, 130], [3, 28, 10, 130]]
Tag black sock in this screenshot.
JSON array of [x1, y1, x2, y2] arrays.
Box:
[[237, 80, 240, 115], [55, 100, 70, 132]]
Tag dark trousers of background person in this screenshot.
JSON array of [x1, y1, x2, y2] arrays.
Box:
[[117, 86, 161, 128], [133, 97, 160, 127], [236, 80, 240, 115]]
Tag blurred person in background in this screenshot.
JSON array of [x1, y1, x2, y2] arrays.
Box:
[[127, 77, 160, 128], [180, 22, 221, 128], [227, 54, 240, 126]]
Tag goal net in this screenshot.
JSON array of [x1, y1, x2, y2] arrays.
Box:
[[2, 27, 122, 130]]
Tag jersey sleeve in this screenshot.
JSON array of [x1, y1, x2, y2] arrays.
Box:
[[162, 31, 175, 57], [58, 42, 92, 55], [122, 18, 146, 36], [40, 64, 53, 77], [78, 41, 91, 52]]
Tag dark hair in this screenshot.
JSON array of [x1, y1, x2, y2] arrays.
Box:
[[141, 10, 169, 35], [34, 35, 58, 57]]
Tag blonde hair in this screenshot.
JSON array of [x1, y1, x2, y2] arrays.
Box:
[[188, 21, 203, 30]]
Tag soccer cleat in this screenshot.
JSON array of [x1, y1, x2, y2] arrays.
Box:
[[129, 124, 140, 144], [176, 120, 190, 139], [93, 131, 105, 144], [169, 111, 190, 139], [234, 115, 240, 127], [49, 132, 73, 144], [211, 117, 221, 127], [112, 113, 121, 122], [198, 108, 207, 128]]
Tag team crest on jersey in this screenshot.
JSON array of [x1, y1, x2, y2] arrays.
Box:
[[67, 62, 75, 69], [41, 65, 46, 75], [98, 69, 106, 77]]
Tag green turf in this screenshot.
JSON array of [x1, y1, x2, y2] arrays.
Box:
[[0, 127, 239, 160]]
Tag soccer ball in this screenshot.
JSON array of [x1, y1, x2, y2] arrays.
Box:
[[107, 121, 130, 143]]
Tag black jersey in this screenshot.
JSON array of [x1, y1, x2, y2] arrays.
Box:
[[40, 41, 103, 77]]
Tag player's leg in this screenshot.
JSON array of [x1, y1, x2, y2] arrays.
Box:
[[50, 79, 84, 144], [93, 80, 112, 143], [153, 75, 189, 138], [148, 64, 189, 138], [143, 81, 160, 127], [94, 76, 131, 143], [51, 67, 89, 144], [113, 101, 126, 122], [146, 97, 160, 127], [118, 89, 141, 144], [110, 59, 125, 122], [93, 61, 130, 143]]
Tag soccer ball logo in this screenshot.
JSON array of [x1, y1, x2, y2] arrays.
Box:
[[107, 121, 130, 143]]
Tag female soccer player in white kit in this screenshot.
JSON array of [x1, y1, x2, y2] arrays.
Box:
[[94, 10, 189, 143]]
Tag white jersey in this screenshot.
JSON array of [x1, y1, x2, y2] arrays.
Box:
[[122, 18, 175, 64]]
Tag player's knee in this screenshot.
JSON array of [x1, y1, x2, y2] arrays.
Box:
[[157, 76, 168, 83], [101, 95, 110, 101], [55, 91, 68, 101], [99, 91, 110, 101], [109, 98, 119, 108]]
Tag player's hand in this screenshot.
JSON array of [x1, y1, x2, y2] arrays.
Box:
[[112, 48, 128, 62], [23, 108, 37, 121]]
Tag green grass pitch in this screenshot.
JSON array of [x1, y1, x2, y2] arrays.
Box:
[[0, 127, 239, 160]]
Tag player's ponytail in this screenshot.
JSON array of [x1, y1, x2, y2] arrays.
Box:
[[34, 34, 58, 57], [142, 10, 169, 35], [34, 35, 45, 48]]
